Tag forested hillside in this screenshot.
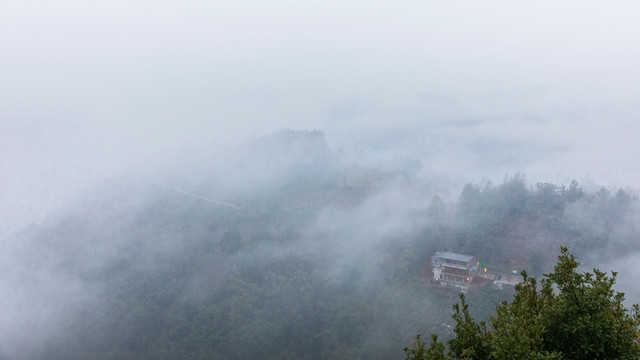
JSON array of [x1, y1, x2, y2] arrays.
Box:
[[4, 130, 640, 360]]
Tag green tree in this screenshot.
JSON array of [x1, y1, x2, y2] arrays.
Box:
[[490, 273, 561, 360], [539, 248, 640, 359], [448, 294, 492, 360], [406, 247, 640, 360], [404, 334, 448, 360]]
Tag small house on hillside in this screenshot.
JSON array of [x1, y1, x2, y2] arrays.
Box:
[[432, 251, 478, 291]]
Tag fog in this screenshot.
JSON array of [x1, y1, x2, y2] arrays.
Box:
[[2, 1, 640, 358], [3, 0, 640, 236]]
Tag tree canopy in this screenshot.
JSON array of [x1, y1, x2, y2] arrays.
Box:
[[405, 247, 640, 360]]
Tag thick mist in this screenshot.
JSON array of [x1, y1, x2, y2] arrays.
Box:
[[2, 1, 640, 359], [2, 0, 640, 238], [0, 132, 437, 358]]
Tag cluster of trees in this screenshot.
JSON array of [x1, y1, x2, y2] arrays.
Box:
[[404, 175, 639, 280], [405, 247, 640, 360], [27, 186, 455, 359]]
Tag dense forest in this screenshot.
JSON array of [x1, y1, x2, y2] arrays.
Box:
[[4, 130, 640, 359]]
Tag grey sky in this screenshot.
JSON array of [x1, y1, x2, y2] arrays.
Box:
[[2, 0, 640, 236]]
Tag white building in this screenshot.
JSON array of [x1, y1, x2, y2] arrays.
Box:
[[432, 251, 478, 291]]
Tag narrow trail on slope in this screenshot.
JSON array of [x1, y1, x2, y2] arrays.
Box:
[[172, 186, 243, 210]]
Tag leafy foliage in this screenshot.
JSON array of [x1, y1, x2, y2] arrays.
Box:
[[404, 334, 447, 360], [448, 294, 492, 360]]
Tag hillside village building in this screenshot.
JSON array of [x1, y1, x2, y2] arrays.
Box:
[[432, 251, 478, 291]]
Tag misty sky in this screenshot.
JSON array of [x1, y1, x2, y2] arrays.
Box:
[[2, 0, 640, 237]]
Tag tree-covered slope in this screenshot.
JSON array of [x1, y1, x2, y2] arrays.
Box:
[[3, 130, 640, 360]]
